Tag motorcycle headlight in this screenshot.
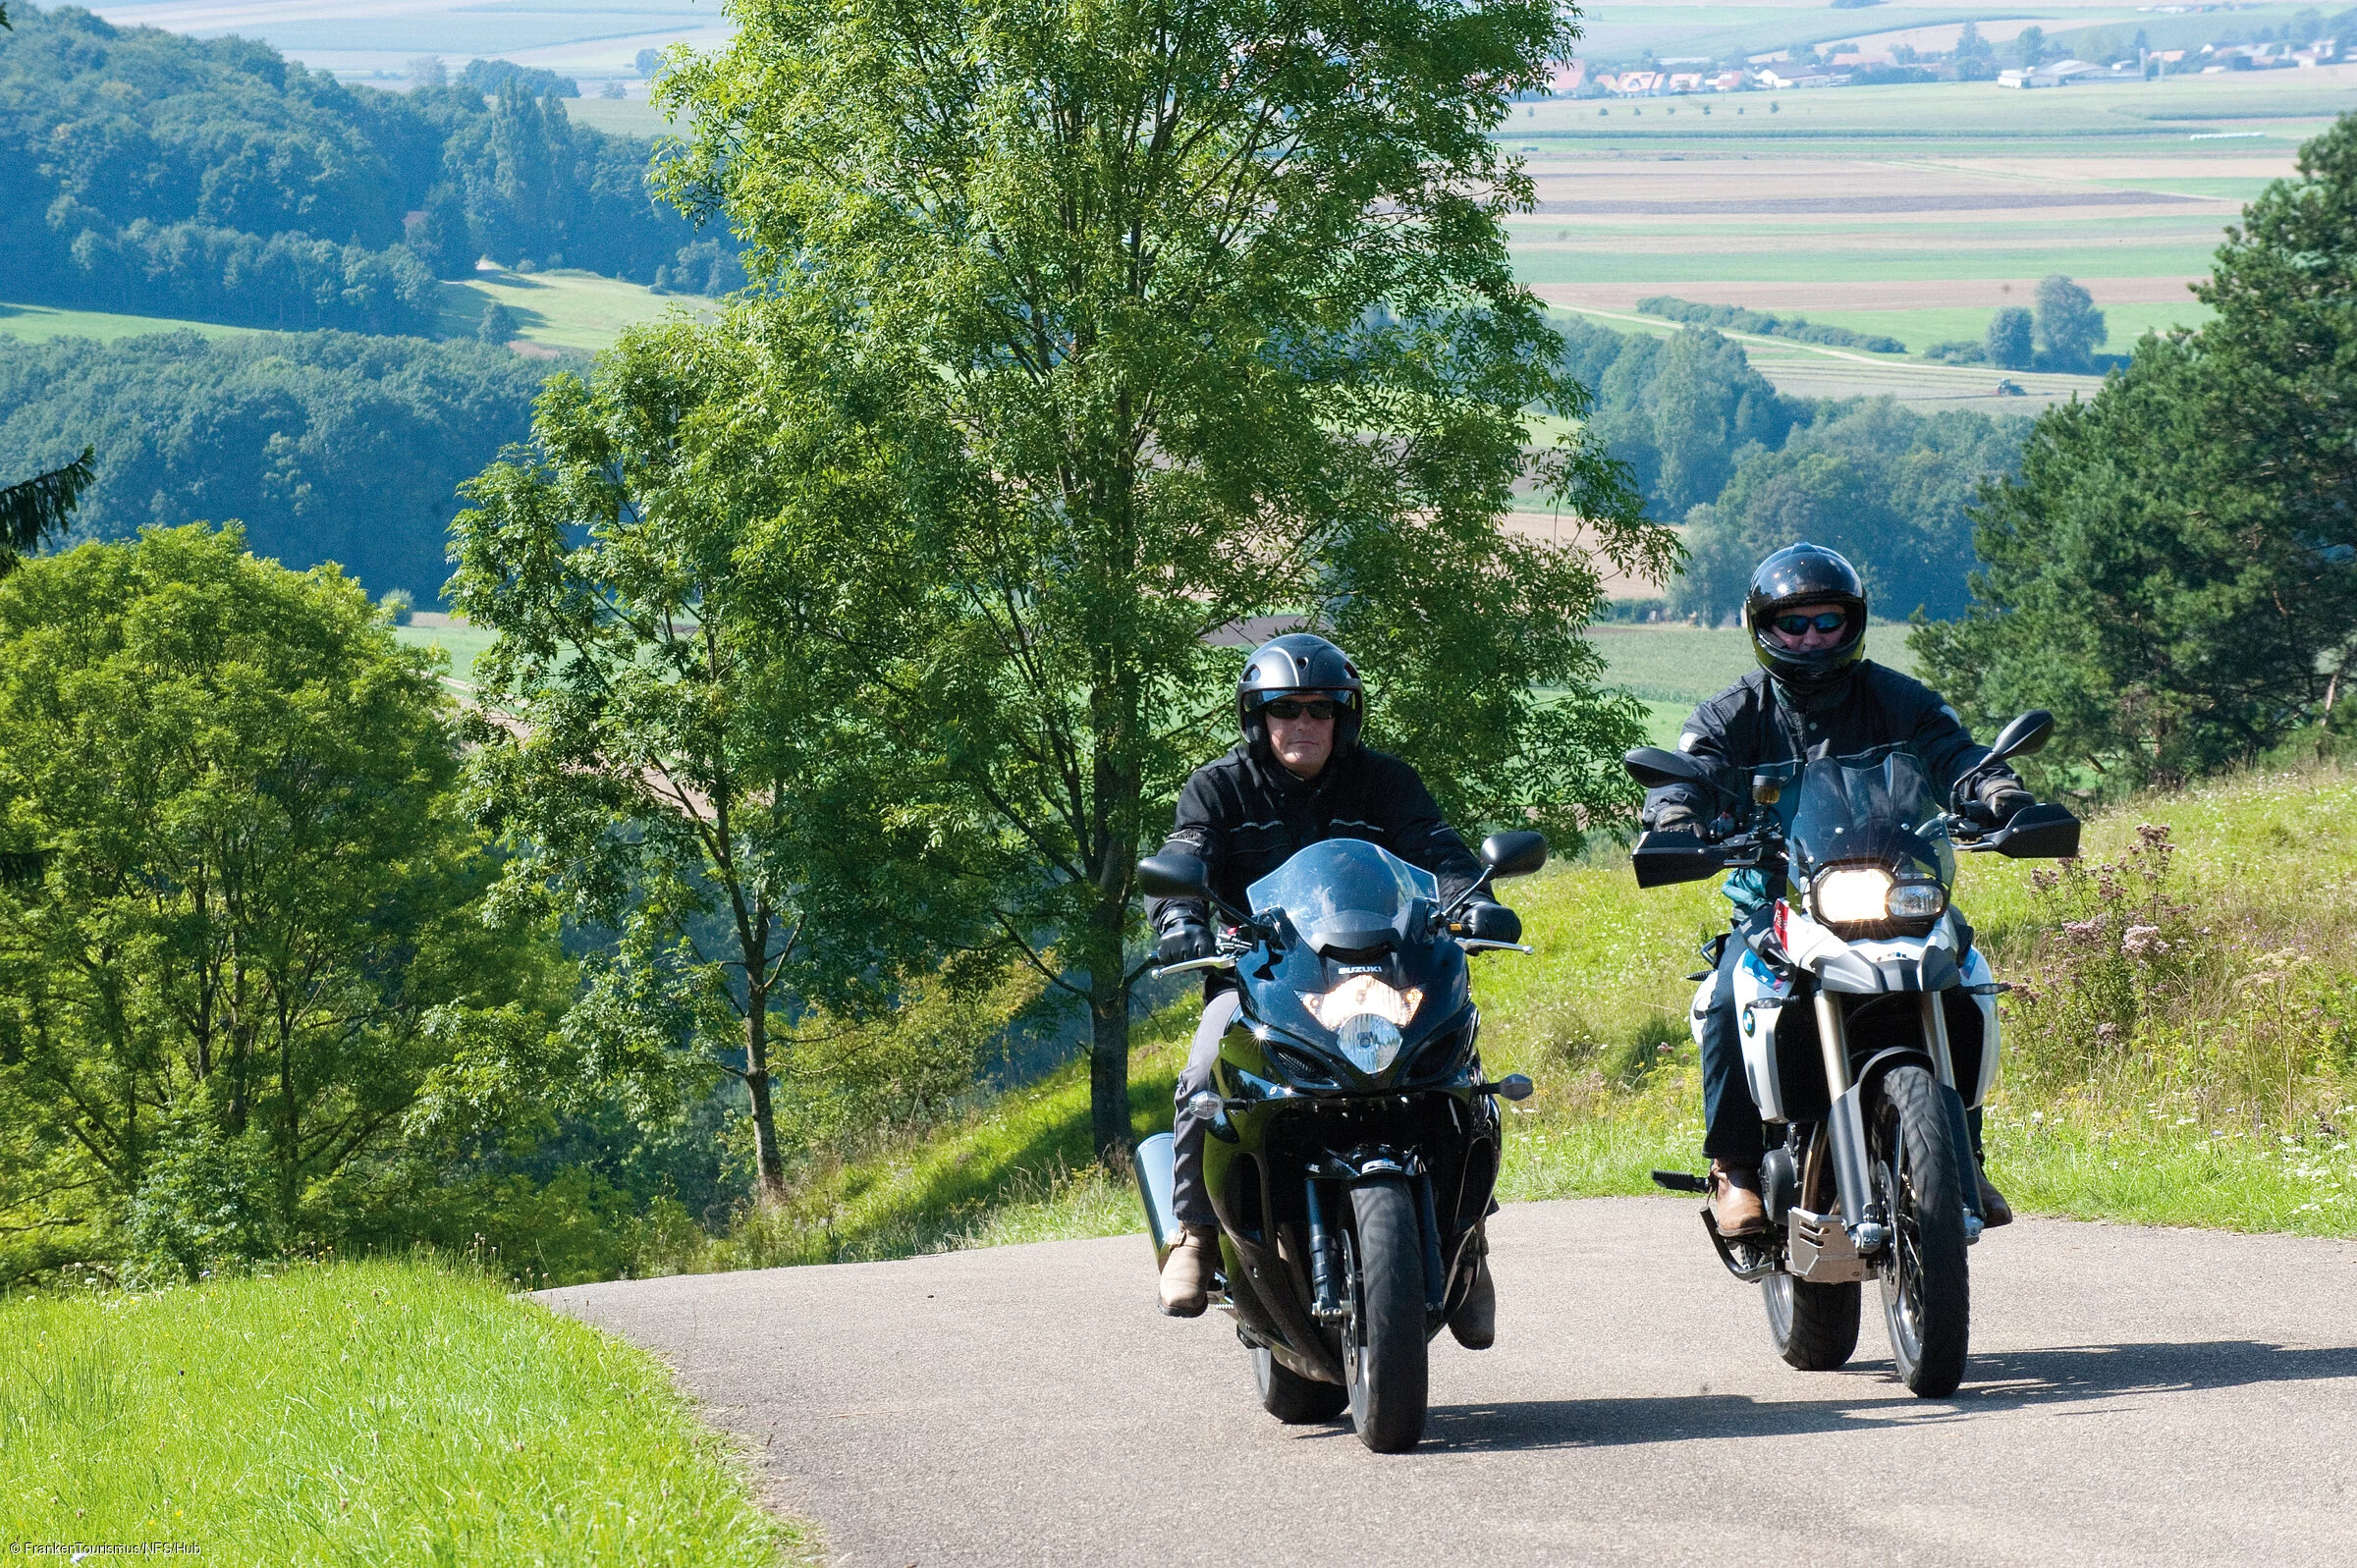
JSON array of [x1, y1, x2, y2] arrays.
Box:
[[1812, 868, 1893, 925], [1887, 882, 1946, 920], [1298, 976, 1422, 1030], [1297, 977, 1422, 1076]]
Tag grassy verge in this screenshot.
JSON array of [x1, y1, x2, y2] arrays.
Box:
[[703, 760, 2357, 1266], [0, 1259, 807, 1564]]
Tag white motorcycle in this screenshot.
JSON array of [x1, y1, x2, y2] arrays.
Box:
[[1623, 712, 2078, 1396]]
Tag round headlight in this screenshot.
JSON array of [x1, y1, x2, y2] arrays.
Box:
[[1812, 867, 1893, 924], [1334, 1013, 1403, 1075], [1887, 882, 1946, 920]]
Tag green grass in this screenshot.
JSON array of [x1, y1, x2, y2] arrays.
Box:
[[0, 1258, 805, 1564], [1593, 622, 1921, 708], [1513, 244, 2236, 286], [0, 301, 266, 346], [392, 620, 498, 682], [438, 268, 718, 354]]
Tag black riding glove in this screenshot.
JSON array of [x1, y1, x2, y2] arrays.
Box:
[[1459, 899, 1522, 945], [1981, 781, 2034, 824], [1650, 803, 1699, 834], [1157, 921, 1217, 965]]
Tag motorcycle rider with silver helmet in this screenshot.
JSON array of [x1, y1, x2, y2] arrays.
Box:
[[1147, 632, 1522, 1330], [1643, 544, 2029, 1239]]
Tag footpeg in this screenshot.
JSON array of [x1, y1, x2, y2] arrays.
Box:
[[1650, 1168, 1708, 1194]]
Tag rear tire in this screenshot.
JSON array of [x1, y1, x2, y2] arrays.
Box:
[[1253, 1346, 1347, 1424], [1764, 1272, 1861, 1371], [1343, 1178, 1430, 1453], [1874, 1064, 1970, 1397]]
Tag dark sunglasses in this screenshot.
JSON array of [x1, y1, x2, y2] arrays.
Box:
[[1263, 696, 1343, 722], [1773, 612, 1849, 636]]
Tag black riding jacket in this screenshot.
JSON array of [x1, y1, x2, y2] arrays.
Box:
[[1644, 662, 2017, 919], [1147, 740, 1483, 938]]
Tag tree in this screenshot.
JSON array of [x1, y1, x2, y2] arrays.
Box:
[[0, 446, 93, 578], [478, 301, 521, 344], [0, 524, 560, 1280], [410, 55, 447, 87], [658, 0, 1672, 1161], [1986, 306, 2035, 370], [2033, 274, 2106, 371], [634, 48, 664, 78], [449, 318, 984, 1205], [1915, 112, 2357, 784], [2016, 26, 2048, 67]]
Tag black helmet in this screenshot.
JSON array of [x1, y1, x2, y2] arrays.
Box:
[[1745, 542, 1868, 693], [1237, 633, 1364, 756]]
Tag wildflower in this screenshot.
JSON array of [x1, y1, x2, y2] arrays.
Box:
[[2096, 1022, 2120, 1044], [2120, 924, 2170, 958]]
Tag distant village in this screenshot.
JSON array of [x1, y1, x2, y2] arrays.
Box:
[[1569, 21, 2344, 98]]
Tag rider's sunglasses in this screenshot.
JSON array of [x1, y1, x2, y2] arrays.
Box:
[[1773, 611, 1850, 637], [1263, 696, 1343, 722]]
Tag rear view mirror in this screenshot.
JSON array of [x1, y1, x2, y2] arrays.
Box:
[[1629, 830, 1729, 889], [1986, 710, 2055, 764], [1992, 803, 2080, 860], [1135, 852, 1211, 900], [1623, 746, 1711, 791], [1480, 831, 1548, 880]]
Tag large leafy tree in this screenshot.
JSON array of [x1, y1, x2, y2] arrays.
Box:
[[1916, 112, 2357, 785], [0, 524, 559, 1281], [659, 0, 1672, 1159], [450, 317, 984, 1206]]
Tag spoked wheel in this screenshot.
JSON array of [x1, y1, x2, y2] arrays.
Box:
[[1872, 1064, 1970, 1397], [1763, 1271, 1861, 1371], [1342, 1177, 1430, 1452], [1252, 1345, 1347, 1424]]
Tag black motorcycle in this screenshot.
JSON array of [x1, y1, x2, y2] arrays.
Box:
[[1622, 711, 2079, 1396], [1133, 832, 1543, 1452]]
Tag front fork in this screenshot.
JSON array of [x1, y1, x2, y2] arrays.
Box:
[[1815, 990, 1986, 1253], [1304, 1160, 1457, 1323]]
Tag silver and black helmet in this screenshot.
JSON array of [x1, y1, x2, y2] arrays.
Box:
[[1236, 633, 1364, 755], [1745, 542, 1868, 694]]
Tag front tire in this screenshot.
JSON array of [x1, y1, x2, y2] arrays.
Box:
[[1253, 1346, 1347, 1424], [1343, 1178, 1430, 1453], [1764, 1272, 1861, 1371], [1874, 1064, 1970, 1397]]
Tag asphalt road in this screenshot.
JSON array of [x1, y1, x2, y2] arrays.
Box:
[[543, 1198, 2357, 1567]]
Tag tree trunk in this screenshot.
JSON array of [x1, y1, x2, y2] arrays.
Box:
[[743, 979, 789, 1207], [1087, 884, 1133, 1166]]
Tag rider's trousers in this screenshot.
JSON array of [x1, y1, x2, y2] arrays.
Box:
[[1170, 990, 1241, 1227], [1699, 924, 1764, 1163]]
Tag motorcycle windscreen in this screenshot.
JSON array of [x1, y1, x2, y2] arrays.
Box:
[[1246, 838, 1438, 952], [1782, 746, 1956, 887]]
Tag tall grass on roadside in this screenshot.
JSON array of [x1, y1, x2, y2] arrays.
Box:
[[0, 1259, 805, 1565]]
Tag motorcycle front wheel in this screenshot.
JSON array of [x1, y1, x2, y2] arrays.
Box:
[[1343, 1177, 1430, 1452], [1252, 1345, 1347, 1424], [1872, 1064, 1970, 1397], [1763, 1271, 1861, 1371]]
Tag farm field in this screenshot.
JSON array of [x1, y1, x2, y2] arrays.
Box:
[[0, 300, 265, 346], [1512, 68, 2353, 406], [437, 265, 717, 352]]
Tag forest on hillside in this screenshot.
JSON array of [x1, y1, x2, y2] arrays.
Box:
[[0, 331, 555, 601], [0, 5, 741, 335]]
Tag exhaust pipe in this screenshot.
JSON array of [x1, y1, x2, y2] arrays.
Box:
[[1134, 1132, 1180, 1267]]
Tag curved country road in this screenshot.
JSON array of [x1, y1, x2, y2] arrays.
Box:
[[543, 1198, 2357, 1567]]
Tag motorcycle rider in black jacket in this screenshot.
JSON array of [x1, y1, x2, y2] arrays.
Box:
[[1643, 544, 2025, 1239], [1147, 633, 1522, 1331]]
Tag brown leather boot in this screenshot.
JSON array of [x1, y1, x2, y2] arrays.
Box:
[[1976, 1165, 2014, 1228], [1448, 1229, 1495, 1350], [1709, 1160, 1768, 1237], [1158, 1224, 1219, 1317]]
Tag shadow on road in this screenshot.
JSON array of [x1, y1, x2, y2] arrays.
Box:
[[1390, 1340, 2357, 1453]]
